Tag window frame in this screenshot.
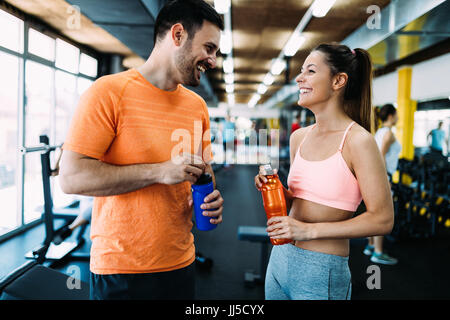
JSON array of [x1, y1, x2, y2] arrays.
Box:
[[0, 6, 99, 243]]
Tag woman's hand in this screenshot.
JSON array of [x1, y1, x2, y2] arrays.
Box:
[[254, 165, 277, 191], [267, 216, 315, 241]]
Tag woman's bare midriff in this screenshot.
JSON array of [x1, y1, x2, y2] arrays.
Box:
[[289, 197, 354, 257]]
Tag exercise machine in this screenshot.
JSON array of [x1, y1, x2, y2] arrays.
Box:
[[24, 135, 90, 265], [0, 136, 90, 299], [0, 239, 89, 299]]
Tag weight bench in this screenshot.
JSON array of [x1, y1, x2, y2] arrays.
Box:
[[237, 226, 270, 285], [0, 260, 89, 300]]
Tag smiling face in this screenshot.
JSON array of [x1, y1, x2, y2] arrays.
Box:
[[295, 50, 350, 109], [174, 20, 220, 87], [295, 51, 337, 108]]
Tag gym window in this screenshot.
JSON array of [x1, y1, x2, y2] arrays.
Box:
[[0, 6, 98, 241]]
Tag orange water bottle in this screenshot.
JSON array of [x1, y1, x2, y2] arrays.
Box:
[[260, 164, 292, 245]]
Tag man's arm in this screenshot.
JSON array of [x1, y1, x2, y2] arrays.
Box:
[[59, 149, 205, 197]]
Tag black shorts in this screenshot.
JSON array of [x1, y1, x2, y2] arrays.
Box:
[[89, 263, 195, 300]]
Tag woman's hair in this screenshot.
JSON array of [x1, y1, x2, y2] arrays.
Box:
[[374, 103, 397, 130], [154, 0, 224, 44], [312, 43, 374, 133]]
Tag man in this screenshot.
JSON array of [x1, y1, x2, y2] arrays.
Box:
[[427, 121, 447, 155], [59, 0, 224, 300]]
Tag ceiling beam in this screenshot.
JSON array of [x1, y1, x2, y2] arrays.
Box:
[[140, 0, 166, 20], [341, 0, 447, 50]]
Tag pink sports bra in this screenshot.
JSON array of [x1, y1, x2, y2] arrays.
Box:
[[287, 121, 362, 212]]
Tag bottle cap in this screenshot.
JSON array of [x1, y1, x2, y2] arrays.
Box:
[[262, 164, 274, 175], [195, 173, 212, 185]]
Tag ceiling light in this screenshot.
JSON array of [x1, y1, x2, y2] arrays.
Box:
[[263, 73, 275, 86], [220, 30, 232, 54], [224, 73, 234, 84], [223, 57, 234, 73], [226, 83, 234, 93], [248, 94, 261, 108], [283, 33, 306, 57], [214, 0, 231, 14], [311, 0, 336, 18], [257, 84, 268, 95], [270, 58, 286, 75]]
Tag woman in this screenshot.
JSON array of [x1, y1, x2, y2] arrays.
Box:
[[364, 104, 400, 265], [254, 43, 394, 300]]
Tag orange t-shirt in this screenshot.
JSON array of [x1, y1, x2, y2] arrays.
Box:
[[63, 68, 213, 274]]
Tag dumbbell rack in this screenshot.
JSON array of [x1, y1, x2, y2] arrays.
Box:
[[390, 156, 450, 242]]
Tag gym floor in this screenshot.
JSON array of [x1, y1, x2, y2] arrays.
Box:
[[1, 164, 449, 300]]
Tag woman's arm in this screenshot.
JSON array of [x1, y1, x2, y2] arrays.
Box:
[[267, 128, 394, 241]]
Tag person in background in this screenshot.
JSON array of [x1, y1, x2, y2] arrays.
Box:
[[364, 103, 400, 265], [222, 113, 235, 166], [53, 196, 92, 245], [291, 112, 302, 134], [427, 121, 447, 155]]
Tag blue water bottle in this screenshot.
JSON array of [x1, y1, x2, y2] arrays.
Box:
[[192, 173, 217, 231]]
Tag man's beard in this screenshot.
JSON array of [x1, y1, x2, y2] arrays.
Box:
[[174, 39, 200, 87]]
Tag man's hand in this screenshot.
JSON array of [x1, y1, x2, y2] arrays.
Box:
[[200, 189, 224, 225], [158, 153, 206, 185]]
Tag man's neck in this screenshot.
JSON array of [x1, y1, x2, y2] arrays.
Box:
[[136, 49, 179, 91]]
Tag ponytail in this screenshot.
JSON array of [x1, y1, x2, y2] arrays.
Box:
[[374, 106, 381, 132], [313, 43, 374, 133]]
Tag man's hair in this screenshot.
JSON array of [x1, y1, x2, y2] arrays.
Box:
[[153, 0, 224, 44]]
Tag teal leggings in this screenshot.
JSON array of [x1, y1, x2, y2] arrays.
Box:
[[265, 244, 352, 300]]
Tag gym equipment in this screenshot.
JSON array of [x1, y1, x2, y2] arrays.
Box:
[[0, 238, 89, 300], [0, 260, 89, 300], [0, 135, 90, 299], [24, 135, 89, 264], [237, 226, 270, 285], [389, 152, 450, 242]]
